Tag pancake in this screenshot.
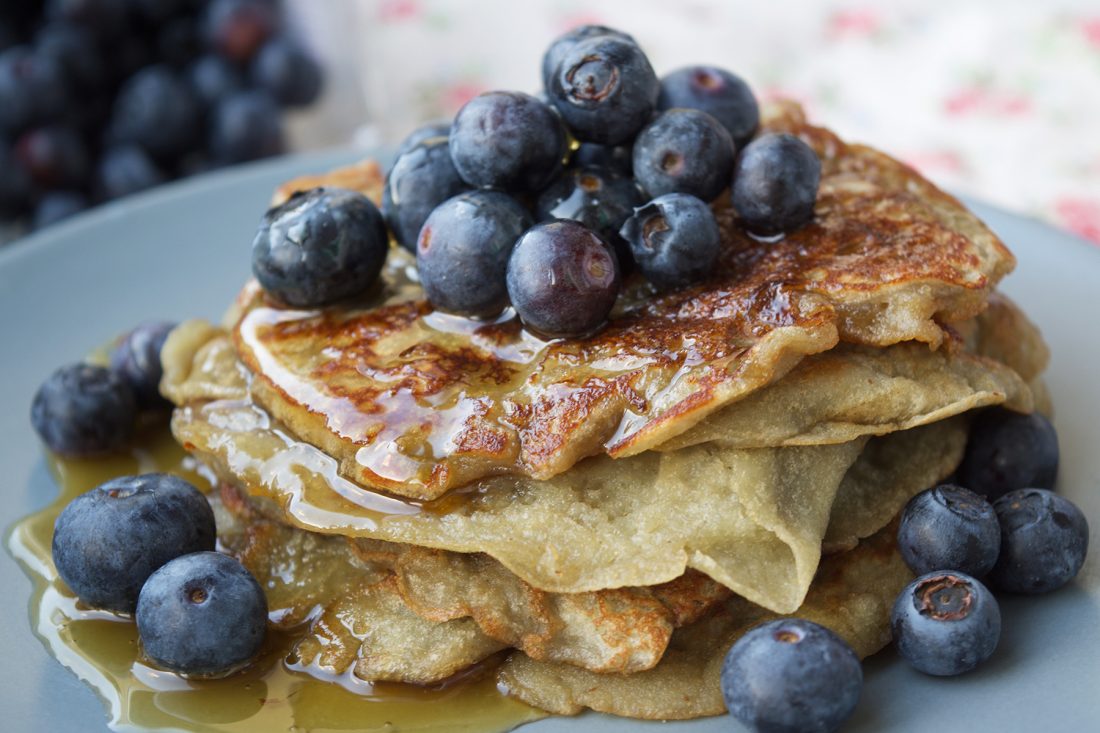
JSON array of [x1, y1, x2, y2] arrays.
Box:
[[497, 520, 911, 720], [164, 291, 1028, 612], [210, 417, 944, 684], [660, 295, 1043, 451], [234, 101, 1014, 501], [214, 474, 911, 714]]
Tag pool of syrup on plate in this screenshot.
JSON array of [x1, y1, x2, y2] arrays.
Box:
[[7, 426, 545, 733]]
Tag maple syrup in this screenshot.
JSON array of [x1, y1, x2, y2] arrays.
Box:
[[6, 426, 545, 733]]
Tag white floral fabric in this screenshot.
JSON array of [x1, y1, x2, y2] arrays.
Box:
[[293, 0, 1100, 243]]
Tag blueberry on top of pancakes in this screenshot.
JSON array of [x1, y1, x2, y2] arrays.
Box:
[[251, 187, 388, 308]]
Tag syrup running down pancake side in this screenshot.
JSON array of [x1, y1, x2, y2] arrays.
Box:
[[6, 426, 545, 733]]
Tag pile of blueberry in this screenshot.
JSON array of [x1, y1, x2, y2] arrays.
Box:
[[719, 408, 1089, 733], [32, 321, 269, 676], [251, 25, 821, 339], [1, 0, 323, 237]]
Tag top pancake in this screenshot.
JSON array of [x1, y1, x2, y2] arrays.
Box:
[[234, 101, 1014, 500]]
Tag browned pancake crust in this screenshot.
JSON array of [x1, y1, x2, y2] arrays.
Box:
[[234, 102, 1013, 500]]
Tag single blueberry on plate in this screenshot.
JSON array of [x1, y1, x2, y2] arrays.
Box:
[[620, 193, 721, 291], [990, 488, 1089, 594], [417, 190, 532, 318], [449, 91, 566, 192], [506, 220, 620, 339], [540, 24, 636, 94], [251, 37, 324, 108], [109, 65, 201, 160], [111, 321, 178, 410], [731, 132, 821, 237], [395, 119, 451, 159], [657, 65, 760, 148], [33, 191, 88, 230], [137, 551, 267, 677], [383, 136, 468, 251], [897, 484, 1001, 577], [52, 474, 216, 613], [547, 35, 659, 146], [570, 142, 633, 176], [957, 408, 1059, 500], [31, 363, 137, 456], [535, 165, 642, 269], [633, 108, 735, 201], [252, 187, 388, 308], [891, 571, 1000, 676], [720, 618, 862, 733]]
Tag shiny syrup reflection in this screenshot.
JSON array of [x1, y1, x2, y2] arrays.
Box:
[[6, 427, 544, 733]]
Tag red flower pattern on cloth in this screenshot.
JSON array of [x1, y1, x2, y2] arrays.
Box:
[[1055, 198, 1100, 244], [827, 9, 880, 38], [1082, 18, 1100, 48]]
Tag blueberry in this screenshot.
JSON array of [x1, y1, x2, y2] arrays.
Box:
[[33, 191, 88, 230], [383, 136, 468, 251], [547, 35, 658, 146], [203, 0, 278, 64], [110, 321, 177, 410], [570, 142, 633, 176], [657, 66, 759, 148], [535, 165, 642, 268], [94, 145, 166, 201], [449, 91, 566, 192], [15, 125, 90, 189], [506, 220, 620, 339], [0, 141, 32, 214], [187, 54, 245, 107], [990, 489, 1089, 594], [251, 37, 323, 108], [109, 66, 201, 160], [731, 133, 821, 237], [137, 551, 267, 676], [720, 618, 861, 733], [52, 474, 216, 613], [31, 363, 137, 456], [897, 485, 1001, 577], [395, 119, 450, 159], [0, 46, 69, 133], [633, 109, 735, 202], [36, 23, 107, 93], [417, 190, 532, 318], [891, 571, 1000, 676], [209, 90, 284, 164], [620, 193, 721, 291], [957, 408, 1059, 501], [251, 187, 388, 308], [540, 24, 636, 95]]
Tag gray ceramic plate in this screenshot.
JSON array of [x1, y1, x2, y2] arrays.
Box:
[[1, 152, 1097, 733]]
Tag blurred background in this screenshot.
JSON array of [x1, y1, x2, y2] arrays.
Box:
[[2, 0, 1099, 244]]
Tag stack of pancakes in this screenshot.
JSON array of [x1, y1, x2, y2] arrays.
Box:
[[160, 102, 1047, 720]]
